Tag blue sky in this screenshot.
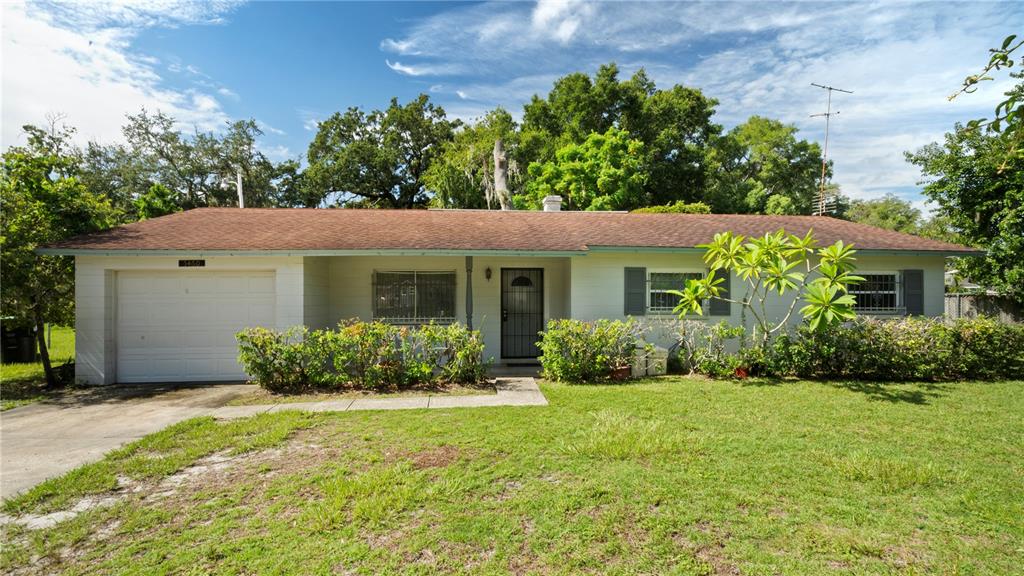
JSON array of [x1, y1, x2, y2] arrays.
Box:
[[3, 1, 1021, 211]]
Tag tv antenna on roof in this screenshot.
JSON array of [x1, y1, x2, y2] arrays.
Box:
[[810, 82, 852, 216]]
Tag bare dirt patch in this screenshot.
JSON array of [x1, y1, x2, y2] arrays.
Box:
[[409, 445, 462, 470]]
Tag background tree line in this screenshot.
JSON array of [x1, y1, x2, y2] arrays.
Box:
[[4, 63, 840, 220]]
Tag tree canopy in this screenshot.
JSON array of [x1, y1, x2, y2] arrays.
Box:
[[846, 193, 922, 234], [902, 34, 1024, 303], [304, 95, 459, 208], [708, 116, 826, 214], [79, 110, 301, 217], [523, 127, 648, 211], [1, 123, 120, 385], [519, 64, 721, 208], [422, 108, 519, 210], [907, 127, 1023, 302]]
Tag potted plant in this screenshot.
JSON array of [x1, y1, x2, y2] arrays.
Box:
[[610, 365, 632, 380]]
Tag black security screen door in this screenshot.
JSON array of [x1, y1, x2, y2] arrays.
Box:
[[501, 268, 544, 358]]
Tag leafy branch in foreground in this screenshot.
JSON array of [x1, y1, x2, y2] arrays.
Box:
[[950, 34, 1024, 172], [669, 230, 863, 346]]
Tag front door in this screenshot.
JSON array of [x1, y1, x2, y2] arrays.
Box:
[[501, 268, 544, 359]]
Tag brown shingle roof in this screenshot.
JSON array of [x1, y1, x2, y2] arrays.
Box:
[[42, 208, 980, 254]]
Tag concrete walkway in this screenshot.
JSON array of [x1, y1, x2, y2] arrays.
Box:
[[210, 377, 546, 419]]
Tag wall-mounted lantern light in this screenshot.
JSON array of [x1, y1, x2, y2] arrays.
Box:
[[485, 267, 492, 281]]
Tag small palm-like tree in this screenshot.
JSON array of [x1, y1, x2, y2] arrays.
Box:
[[670, 229, 863, 347]]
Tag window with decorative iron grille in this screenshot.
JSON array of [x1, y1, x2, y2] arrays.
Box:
[[850, 273, 903, 313], [648, 272, 703, 313], [373, 271, 456, 323]]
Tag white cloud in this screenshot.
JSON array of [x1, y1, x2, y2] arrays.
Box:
[[385, 60, 424, 76], [385, 59, 461, 77], [1, 1, 239, 148], [259, 143, 293, 162], [380, 37, 420, 55], [382, 1, 1022, 205], [32, 0, 243, 31], [531, 0, 592, 44], [190, 92, 220, 113], [297, 108, 323, 132], [217, 87, 240, 100], [456, 90, 469, 100], [257, 120, 286, 136]]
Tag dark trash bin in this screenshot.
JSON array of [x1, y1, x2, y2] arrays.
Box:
[[1, 327, 37, 363]]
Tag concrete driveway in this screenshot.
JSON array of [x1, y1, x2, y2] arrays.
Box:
[[0, 383, 254, 499]]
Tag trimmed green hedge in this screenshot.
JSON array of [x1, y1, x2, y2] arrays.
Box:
[[237, 321, 489, 393], [765, 316, 1024, 381], [538, 319, 644, 383]]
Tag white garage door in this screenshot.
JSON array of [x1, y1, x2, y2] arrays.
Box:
[[117, 270, 275, 383]]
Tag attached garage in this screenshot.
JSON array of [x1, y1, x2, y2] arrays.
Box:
[[116, 270, 275, 383]]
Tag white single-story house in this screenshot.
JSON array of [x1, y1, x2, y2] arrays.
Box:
[[41, 198, 980, 385]]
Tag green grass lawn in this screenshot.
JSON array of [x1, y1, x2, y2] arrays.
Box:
[[3, 377, 1022, 574], [0, 326, 74, 410]]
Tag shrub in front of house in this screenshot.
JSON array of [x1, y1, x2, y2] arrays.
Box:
[[236, 326, 312, 393], [237, 321, 489, 393], [538, 318, 643, 383], [420, 322, 489, 384], [762, 316, 1024, 381], [947, 316, 1024, 380], [673, 320, 745, 377]]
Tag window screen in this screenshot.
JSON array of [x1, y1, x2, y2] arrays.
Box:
[[649, 272, 703, 312], [850, 273, 900, 312], [373, 271, 456, 323]]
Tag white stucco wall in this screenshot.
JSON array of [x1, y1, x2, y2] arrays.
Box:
[[74, 255, 304, 384], [302, 256, 330, 330]]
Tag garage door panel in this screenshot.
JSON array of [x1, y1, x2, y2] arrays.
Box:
[[118, 304, 153, 326], [119, 276, 151, 294], [215, 302, 249, 323], [186, 276, 219, 294], [180, 302, 217, 323], [150, 303, 186, 325], [216, 276, 251, 292], [185, 358, 221, 378], [117, 270, 275, 383], [150, 276, 182, 295], [119, 329, 183, 350], [119, 358, 184, 381], [190, 329, 236, 348]]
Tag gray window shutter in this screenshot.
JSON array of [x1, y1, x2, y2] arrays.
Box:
[[709, 270, 731, 316], [902, 269, 924, 315], [624, 267, 646, 316]]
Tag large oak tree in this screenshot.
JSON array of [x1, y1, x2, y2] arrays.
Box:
[[304, 95, 459, 208]]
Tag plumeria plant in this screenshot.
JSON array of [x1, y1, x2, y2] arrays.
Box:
[[669, 229, 864, 347]]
